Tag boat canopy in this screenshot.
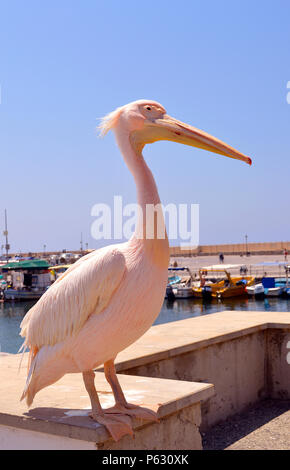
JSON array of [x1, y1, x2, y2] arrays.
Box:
[[253, 262, 288, 266], [1, 260, 50, 271], [49, 265, 71, 270], [201, 264, 245, 271], [168, 267, 190, 271]]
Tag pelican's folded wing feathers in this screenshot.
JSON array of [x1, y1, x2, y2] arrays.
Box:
[[20, 247, 126, 349]]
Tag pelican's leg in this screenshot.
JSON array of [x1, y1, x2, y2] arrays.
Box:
[[82, 370, 133, 441], [104, 359, 159, 422]]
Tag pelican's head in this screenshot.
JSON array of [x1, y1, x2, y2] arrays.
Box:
[[99, 99, 252, 165]]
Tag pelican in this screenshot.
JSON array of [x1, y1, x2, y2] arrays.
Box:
[[20, 99, 252, 441]]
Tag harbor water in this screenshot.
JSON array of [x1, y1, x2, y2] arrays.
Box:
[[1, 296, 290, 354]]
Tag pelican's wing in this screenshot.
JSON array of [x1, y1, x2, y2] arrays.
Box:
[[52, 250, 99, 285], [20, 247, 126, 349]]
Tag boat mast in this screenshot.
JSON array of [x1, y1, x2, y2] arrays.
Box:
[[80, 232, 83, 252], [3, 209, 10, 264]]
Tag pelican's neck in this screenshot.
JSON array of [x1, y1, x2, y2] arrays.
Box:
[[114, 129, 169, 267]]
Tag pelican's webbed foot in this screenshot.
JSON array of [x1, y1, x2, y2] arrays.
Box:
[[105, 402, 159, 423], [89, 410, 133, 442]]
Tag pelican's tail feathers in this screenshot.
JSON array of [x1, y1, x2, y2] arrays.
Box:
[[20, 346, 38, 406], [17, 341, 28, 374]]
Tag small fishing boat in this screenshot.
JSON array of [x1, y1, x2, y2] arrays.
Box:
[[262, 277, 285, 297], [166, 267, 195, 299], [173, 285, 195, 299], [193, 265, 255, 299], [4, 287, 47, 301], [264, 286, 284, 297], [246, 283, 264, 297], [1, 259, 51, 302], [212, 276, 255, 299]]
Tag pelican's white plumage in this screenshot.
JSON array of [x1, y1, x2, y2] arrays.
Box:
[[20, 99, 251, 440]]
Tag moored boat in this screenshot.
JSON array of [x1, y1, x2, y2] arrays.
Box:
[[193, 265, 254, 299], [4, 288, 47, 301], [213, 276, 254, 298], [262, 277, 285, 297], [166, 267, 195, 299], [1, 259, 51, 302], [246, 283, 264, 297], [173, 285, 195, 299], [264, 286, 285, 297]]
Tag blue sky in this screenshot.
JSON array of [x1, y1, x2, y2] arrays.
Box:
[[0, 0, 290, 253]]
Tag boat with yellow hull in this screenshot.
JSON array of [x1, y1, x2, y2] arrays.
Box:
[[193, 267, 255, 299], [211, 275, 255, 298], [192, 269, 213, 299]]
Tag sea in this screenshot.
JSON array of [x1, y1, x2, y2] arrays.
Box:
[[1, 296, 290, 354]]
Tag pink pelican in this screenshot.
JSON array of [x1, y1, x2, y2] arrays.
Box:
[[20, 100, 251, 440]]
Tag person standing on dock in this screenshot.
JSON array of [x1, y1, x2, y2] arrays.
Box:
[[219, 253, 224, 264]]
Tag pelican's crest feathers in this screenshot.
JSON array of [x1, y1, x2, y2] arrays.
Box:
[[98, 106, 124, 136]]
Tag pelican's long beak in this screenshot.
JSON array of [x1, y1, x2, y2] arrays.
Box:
[[146, 115, 252, 165]]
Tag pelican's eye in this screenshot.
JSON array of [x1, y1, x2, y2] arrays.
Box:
[[146, 106, 152, 111]]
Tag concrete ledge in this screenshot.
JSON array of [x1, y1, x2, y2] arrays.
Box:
[[1, 310, 289, 448], [0, 355, 213, 449], [111, 311, 290, 371], [107, 311, 290, 430]]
